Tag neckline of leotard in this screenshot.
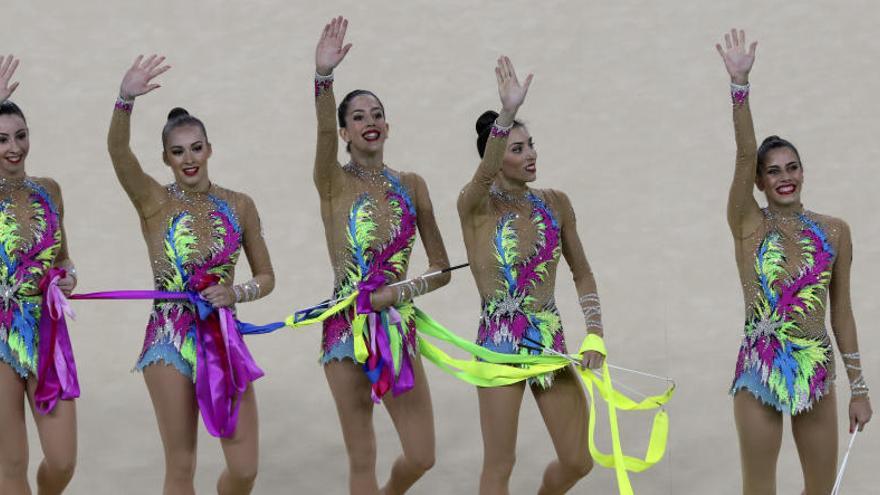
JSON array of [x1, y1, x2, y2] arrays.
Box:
[[343, 160, 388, 182], [763, 204, 806, 221], [168, 182, 218, 201], [490, 183, 534, 205], [0, 176, 31, 194]]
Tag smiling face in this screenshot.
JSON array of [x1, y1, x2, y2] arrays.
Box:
[[500, 125, 537, 184], [756, 146, 803, 208], [0, 114, 29, 178], [339, 94, 389, 155], [162, 124, 212, 190]]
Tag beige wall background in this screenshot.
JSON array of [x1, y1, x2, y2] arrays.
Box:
[[2, 1, 878, 493]]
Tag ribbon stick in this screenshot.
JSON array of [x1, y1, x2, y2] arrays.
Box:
[[290, 263, 469, 324], [831, 429, 859, 495], [412, 309, 673, 495]]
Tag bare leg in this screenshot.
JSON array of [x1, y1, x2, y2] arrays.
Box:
[[325, 360, 379, 495], [380, 356, 435, 495], [792, 389, 838, 495], [734, 391, 783, 495], [477, 381, 526, 495], [0, 363, 30, 495], [533, 367, 593, 495], [25, 378, 76, 495], [143, 364, 199, 495], [217, 384, 259, 495]]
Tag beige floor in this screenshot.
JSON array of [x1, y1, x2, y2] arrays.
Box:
[[2, 1, 878, 493]]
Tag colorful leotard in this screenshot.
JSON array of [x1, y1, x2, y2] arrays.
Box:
[[477, 191, 565, 387], [322, 169, 418, 365], [0, 177, 68, 377], [135, 184, 255, 377], [313, 75, 450, 401], [107, 107, 274, 380], [458, 122, 604, 389], [726, 90, 859, 414]]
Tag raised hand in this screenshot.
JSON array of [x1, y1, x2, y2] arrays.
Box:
[[715, 29, 757, 85], [316, 16, 352, 76], [119, 54, 171, 101], [0, 55, 21, 102], [496, 56, 533, 119]]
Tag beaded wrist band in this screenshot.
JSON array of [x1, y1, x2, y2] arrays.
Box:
[[842, 352, 870, 397], [115, 96, 134, 114], [579, 293, 604, 334], [233, 279, 261, 303], [730, 82, 750, 106], [315, 72, 334, 98], [490, 120, 513, 138]]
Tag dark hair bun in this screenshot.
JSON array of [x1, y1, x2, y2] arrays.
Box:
[[475, 110, 499, 135], [167, 107, 190, 120]]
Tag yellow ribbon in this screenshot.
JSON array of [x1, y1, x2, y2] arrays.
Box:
[[286, 296, 673, 495]]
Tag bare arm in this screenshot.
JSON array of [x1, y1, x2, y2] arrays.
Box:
[[313, 16, 352, 197], [108, 55, 170, 215], [199, 194, 275, 308], [405, 173, 451, 295], [555, 191, 605, 369], [237, 194, 275, 299], [457, 56, 532, 216], [47, 179, 76, 295], [829, 221, 872, 431], [716, 29, 762, 238]]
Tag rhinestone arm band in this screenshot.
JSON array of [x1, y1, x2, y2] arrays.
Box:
[[490, 120, 512, 138], [115, 95, 134, 114], [394, 276, 429, 305], [315, 72, 334, 99], [233, 279, 262, 303], [579, 292, 604, 334], [730, 82, 750, 106], [842, 352, 870, 397]]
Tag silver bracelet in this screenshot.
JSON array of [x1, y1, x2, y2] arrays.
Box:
[[233, 279, 261, 303], [850, 375, 870, 397], [314, 71, 334, 81], [579, 293, 603, 332]]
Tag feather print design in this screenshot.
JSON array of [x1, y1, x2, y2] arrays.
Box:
[[0, 180, 62, 376], [323, 170, 418, 355], [480, 192, 563, 388], [734, 213, 835, 414], [161, 213, 198, 292], [140, 194, 242, 376], [192, 196, 242, 285]]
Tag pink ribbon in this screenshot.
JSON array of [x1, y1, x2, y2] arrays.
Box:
[[194, 306, 263, 437], [34, 268, 81, 414], [70, 288, 263, 438]]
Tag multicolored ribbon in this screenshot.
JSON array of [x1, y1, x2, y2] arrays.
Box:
[[69, 289, 280, 438], [357, 274, 415, 401], [33, 268, 81, 414]]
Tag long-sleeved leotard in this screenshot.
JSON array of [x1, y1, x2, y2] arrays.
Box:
[[107, 105, 274, 380], [0, 176, 72, 377], [457, 122, 603, 388], [727, 87, 867, 414], [313, 75, 449, 399]]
